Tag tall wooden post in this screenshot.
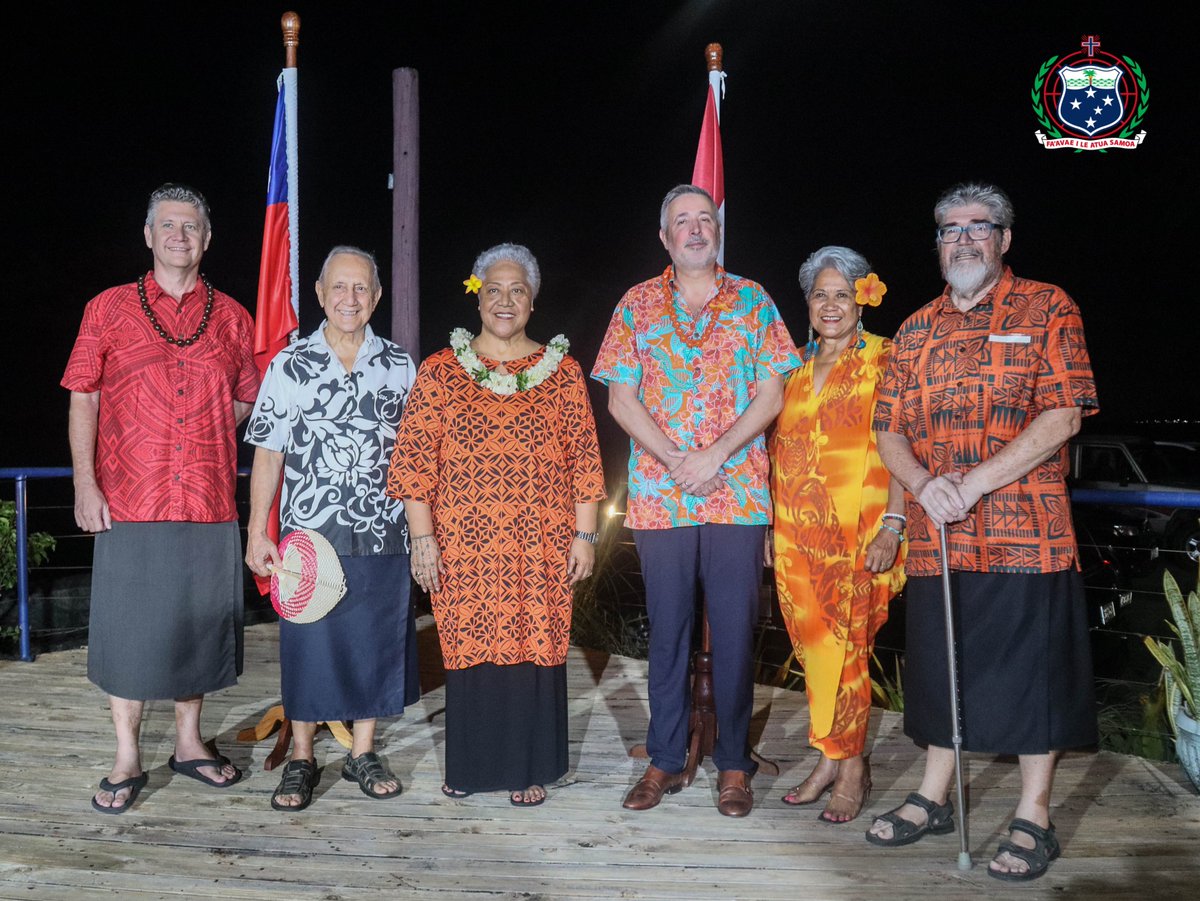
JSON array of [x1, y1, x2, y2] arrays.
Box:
[[392, 69, 420, 358]]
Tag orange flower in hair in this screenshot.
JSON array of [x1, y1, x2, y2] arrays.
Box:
[[463, 274, 482, 294], [854, 272, 886, 307]]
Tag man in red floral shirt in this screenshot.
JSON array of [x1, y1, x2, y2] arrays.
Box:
[[62, 184, 259, 814]]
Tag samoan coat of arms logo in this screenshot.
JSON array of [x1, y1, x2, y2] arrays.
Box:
[[1032, 35, 1148, 151]]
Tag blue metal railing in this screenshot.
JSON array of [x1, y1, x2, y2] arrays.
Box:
[[0, 468, 72, 661], [3, 469, 1198, 663], [1, 466, 253, 663]]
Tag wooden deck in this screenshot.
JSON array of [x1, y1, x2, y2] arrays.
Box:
[[1, 618, 1197, 900]]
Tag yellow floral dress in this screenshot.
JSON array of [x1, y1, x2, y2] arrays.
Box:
[[770, 331, 906, 758]]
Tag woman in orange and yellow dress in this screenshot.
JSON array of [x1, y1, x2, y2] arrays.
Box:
[[770, 246, 907, 824]]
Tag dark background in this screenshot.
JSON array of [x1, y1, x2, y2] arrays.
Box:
[[5, 1, 1195, 472]]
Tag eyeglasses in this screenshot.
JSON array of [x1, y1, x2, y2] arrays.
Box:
[[936, 221, 1003, 244]]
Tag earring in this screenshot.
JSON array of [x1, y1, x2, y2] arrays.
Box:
[[807, 324, 814, 344], [856, 319, 864, 334]]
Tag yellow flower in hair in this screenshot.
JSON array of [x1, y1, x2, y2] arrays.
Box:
[[463, 274, 482, 294], [854, 272, 887, 307]]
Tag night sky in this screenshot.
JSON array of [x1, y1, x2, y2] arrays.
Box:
[[6, 1, 1195, 472]]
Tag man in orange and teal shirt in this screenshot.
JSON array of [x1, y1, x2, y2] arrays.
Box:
[[592, 184, 800, 817]]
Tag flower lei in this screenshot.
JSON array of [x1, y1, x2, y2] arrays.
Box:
[[449, 328, 568, 396]]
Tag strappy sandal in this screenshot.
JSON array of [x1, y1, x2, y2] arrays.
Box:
[[341, 751, 402, 800], [818, 759, 872, 824], [988, 818, 1061, 882], [864, 791, 955, 847], [271, 759, 319, 812]]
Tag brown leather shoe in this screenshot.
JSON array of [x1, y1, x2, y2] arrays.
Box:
[[623, 765, 686, 811], [717, 769, 753, 817]]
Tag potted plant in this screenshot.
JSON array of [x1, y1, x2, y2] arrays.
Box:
[[1144, 570, 1200, 790]]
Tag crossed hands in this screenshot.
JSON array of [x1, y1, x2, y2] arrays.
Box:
[[915, 471, 983, 528], [666, 447, 726, 496]]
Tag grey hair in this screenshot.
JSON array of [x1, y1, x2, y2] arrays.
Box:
[[934, 182, 1015, 229], [473, 243, 541, 299], [659, 184, 717, 232], [318, 245, 381, 293], [798, 245, 871, 297], [145, 183, 211, 233]]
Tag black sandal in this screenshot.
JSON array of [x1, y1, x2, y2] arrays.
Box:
[[988, 818, 1061, 882], [341, 751, 402, 800], [865, 791, 955, 847], [271, 759, 319, 812]]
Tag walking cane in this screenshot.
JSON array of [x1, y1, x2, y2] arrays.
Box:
[[938, 523, 972, 871]]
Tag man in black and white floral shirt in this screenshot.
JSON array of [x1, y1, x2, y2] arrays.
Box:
[[245, 245, 418, 812]]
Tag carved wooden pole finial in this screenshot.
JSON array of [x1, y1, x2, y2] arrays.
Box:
[[704, 43, 723, 72], [282, 11, 300, 68]]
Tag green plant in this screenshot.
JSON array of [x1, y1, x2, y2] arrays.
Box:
[[870, 651, 904, 712], [1, 500, 56, 593], [571, 521, 650, 659], [1095, 678, 1174, 762], [1143, 570, 1200, 735], [756, 646, 804, 690]]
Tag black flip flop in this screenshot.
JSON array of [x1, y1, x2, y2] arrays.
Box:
[[168, 754, 243, 788], [91, 772, 148, 814], [441, 784, 472, 798]]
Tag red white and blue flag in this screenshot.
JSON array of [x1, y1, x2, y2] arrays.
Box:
[[252, 67, 299, 593], [691, 63, 725, 265], [254, 68, 300, 375]]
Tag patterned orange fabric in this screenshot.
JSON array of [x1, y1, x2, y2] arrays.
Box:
[[591, 266, 800, 530], [386, 346, 605, 670], [770, 332, 906, 758], [873, 267, 1098, 576]]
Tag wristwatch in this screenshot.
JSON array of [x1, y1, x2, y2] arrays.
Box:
[[574, 530, 599, 545]]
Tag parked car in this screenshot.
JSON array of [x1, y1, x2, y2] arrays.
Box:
[[1068, 434, 1200, 562]]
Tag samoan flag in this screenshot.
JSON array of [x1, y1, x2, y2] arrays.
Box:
[[252, 68, 299, 594], [254, 69, 299, 375]]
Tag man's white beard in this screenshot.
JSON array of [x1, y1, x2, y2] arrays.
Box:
[[944, 256, 997, 299]]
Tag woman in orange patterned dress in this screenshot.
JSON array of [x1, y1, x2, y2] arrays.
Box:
[[387, 244, 605, 807], [770, 246, 907, 823]]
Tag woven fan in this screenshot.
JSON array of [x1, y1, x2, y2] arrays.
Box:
[[270, 529, 347, 623]]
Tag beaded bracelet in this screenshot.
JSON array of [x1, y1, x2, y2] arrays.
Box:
[[881, 513, 907, 524], [879, 523, 905, 540]]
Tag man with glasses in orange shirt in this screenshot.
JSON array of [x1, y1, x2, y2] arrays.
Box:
[[867, 182, 1098, 882]]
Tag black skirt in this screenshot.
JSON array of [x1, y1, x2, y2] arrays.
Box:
[[903, 569, 1097, 755], [443, 661, 568, 793]]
